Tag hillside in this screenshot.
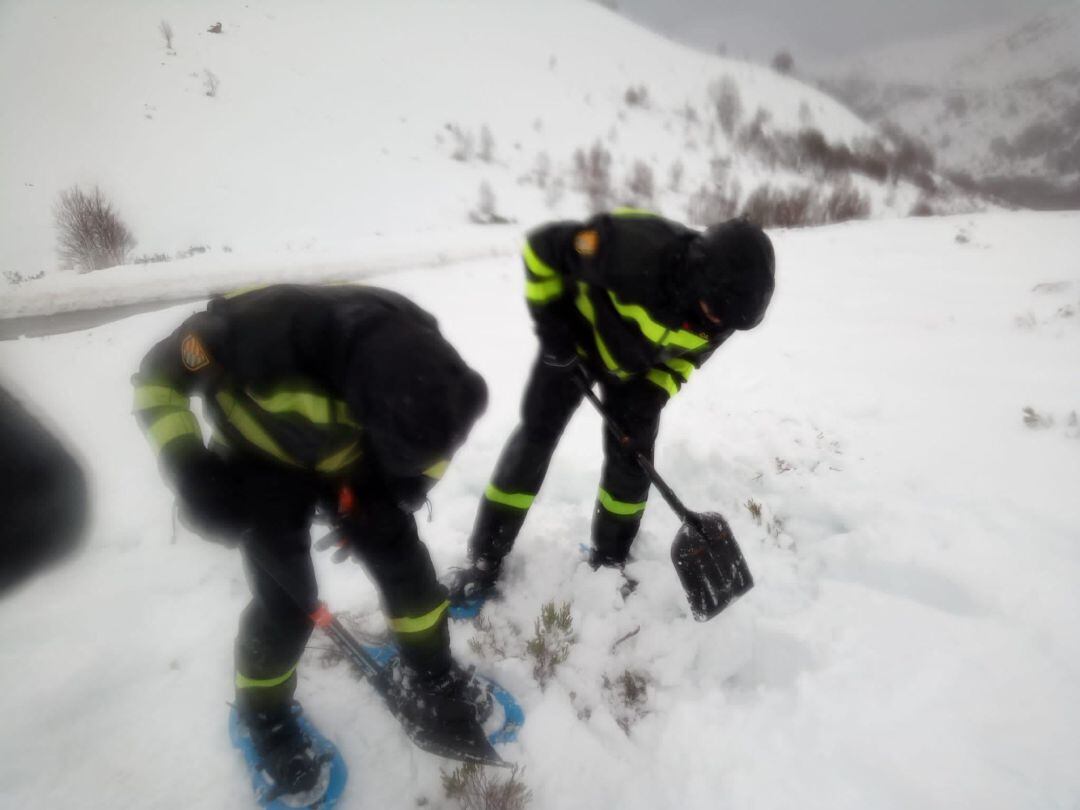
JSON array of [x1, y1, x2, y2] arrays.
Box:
[[819, 1, 1080, 208], [1, 0, 964, 282]]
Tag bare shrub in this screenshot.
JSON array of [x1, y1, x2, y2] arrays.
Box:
[[531, 152, 551, 188], [468, 182, 512, 225], [3, 270, 45, 286], [709, 77, 743, 137], [159, 20, 174, 50], [820, 178, 871, 223], [771, 50, 795, 75], [447, 124, 474, 162], [910, 198, 936, 217], [745, 498, 763, 525], [54, 186, 136, 271], [207, 21, 222, 34], [602, 670, 650, 734], [687, 181, 740, 226], [442, 762, 532, 810], [544, 175, 565, 209], [624, 84, 649, 108], [623, 160, 655, 208], [668, 160, 684, 192], [526, 601, 575, 689], [133, 252, 170, 265], [478, 125, 495, 163], [1022, 406, 1054, 429], [572, 141, 613, 214], [203, 69, 219, 97]]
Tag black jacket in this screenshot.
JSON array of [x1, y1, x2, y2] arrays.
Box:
[[132, 284, 486, 484], [522, 210, 732, 397]]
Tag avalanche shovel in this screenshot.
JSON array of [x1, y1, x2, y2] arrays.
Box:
[[574, 370, 753, 621]]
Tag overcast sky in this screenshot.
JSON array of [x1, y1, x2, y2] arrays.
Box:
[[613, 0, 1063, 67]]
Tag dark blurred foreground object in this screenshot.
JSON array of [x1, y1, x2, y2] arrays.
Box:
[[0, 384, 88, 595]]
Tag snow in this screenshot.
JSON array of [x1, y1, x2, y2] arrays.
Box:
[[2, 210, 1079, 809], [3, 0, 905, 282]]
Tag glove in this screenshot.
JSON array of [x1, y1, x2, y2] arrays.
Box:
[[171, 451, 248, 544]]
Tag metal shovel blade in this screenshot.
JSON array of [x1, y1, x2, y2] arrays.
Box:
[[671, 511, 753, 621]]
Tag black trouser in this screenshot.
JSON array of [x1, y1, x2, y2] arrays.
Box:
[[230, 456, 450, 715], [469, 355, 664, 568]]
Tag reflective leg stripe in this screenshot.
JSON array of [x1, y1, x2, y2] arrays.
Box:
[[484, 484, 536, 510], [146, 410, 201, 454], [133, 384, 189, 411], [598, 488, 647, 516], [389, 600, 449, 635], [646, 369, 679, 398], [612, 207, 657, 218], [315, 440, 363, 473], [235, 666, 296, 690]]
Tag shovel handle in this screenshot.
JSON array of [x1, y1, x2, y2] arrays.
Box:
[[573, 368, 695, 523]]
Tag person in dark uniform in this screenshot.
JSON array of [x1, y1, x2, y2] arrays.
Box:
[[132, 284, 487, 795], [0, 384, 88, 596], [449, 209, 774, 603]]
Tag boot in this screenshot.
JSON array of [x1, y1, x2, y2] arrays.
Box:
[[446, 555, 503, 606], [240, 701, 324, 797]]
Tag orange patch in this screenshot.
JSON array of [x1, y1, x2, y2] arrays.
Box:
[[574, 229, 599, 257], [180, 333, 211, 371]]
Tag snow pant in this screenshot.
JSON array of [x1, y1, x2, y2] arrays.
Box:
[[469, 355, 665, 568], [230, 456, 450, 715], [0, 385, 88, 597]]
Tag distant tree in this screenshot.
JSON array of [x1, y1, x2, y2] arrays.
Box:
[[771, 50, 795, 75], [708, 77, 743, 137], [478, 124, 495, 163], [159, 20, 174, 51]]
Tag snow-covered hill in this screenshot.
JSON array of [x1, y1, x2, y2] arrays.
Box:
[[1, 212, 1079, 809], [2, 0, 955, 282], [819, 1, 1080, 207]]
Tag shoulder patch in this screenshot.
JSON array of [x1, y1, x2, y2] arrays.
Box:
[[574, 229, 599, 257], [181, 333, 211, 371]]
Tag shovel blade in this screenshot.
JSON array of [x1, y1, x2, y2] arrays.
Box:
[[671, 512, 753, 621]]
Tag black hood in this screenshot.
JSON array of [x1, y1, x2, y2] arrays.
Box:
[[683, 218, 775, 331]]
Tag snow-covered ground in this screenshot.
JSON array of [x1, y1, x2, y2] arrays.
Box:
[[1, 0, 932, 282], [1, 211, 1078, 809]]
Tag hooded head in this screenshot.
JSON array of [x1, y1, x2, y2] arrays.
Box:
[[682, 218, 775, 332]]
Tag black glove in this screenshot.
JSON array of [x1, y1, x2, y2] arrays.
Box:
[[171, 451, 248, 544]]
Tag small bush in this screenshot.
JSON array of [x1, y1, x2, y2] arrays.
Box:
[[623, 160, 655, 208], [478, 125, 495, 163], [442, 763, 532, 810], [909, 198, 935, 217], [572, 141, 613, 214], [602, 669, 651, 734], [133, 252, 170, 265], [54, 186, 136, 272], [203, 69, 219, 97], [159, 20, 174, 50], [1022, 407, 1054, 429], [687, 181, 740, 226], [526, 601, 575, 689], [745, 498, 763, 525], [771, 50, 795, 75], [708, 77, 743, 137], [469, 182, 512, 225], [446, 124, 474, 161], [624, 84, 649, 108], [3, 269, 45, 286]]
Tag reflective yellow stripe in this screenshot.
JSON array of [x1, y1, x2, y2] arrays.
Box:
[[664, 357, 695, 381], [423, 460, 449, 480], [608, 292, 708, 351], [389, 600, 449, 635], [485, 484, 536, 510], [133, 384, 189, 411], [215, 391, 302, 467], [147, 411, 200, 453], [525, 277, 564, 303], [523, 241, 557, 278], [235, 666, 296, 690], [612, 207, 657, 217], [315, 441, 362, 473], [646, 369, 679, 397], [575, 283, 630, 379], [334, 401, 360, 429], [598, 488, 647, 516], [224, 284, 268, 299]]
